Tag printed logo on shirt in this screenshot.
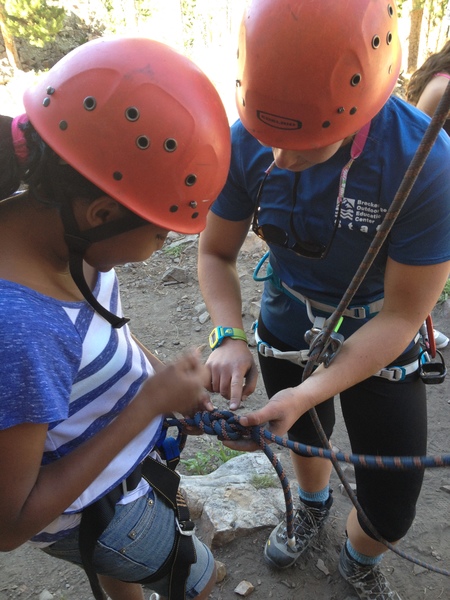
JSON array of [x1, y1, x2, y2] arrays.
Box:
[[339, 197, 387, 233]]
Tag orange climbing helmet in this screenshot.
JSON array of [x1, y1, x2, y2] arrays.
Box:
[[236, 0, 402, 150], [23, 37, 231, 234]]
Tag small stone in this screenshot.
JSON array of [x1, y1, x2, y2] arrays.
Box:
[[39, 591, 54, 600], [413, 565, 428, 575], [198, 311, 210, 324], [316, 558, 330, 575], [234, 580, 255, 596], [215, 560, 227, 583], [161, 267, 188, 283]]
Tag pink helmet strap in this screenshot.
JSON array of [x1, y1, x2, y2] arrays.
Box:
[[11, 114, 29, 165]]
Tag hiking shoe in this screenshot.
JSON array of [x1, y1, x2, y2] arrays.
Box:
[[434, 329, 449, 349], [264, 494, 333, 568], [338, 544, 402, 599]]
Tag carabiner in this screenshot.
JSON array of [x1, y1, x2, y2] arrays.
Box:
[[419, 349, 447, 384]]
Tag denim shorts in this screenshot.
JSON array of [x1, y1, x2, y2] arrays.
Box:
[[42, 488, 214, 599]]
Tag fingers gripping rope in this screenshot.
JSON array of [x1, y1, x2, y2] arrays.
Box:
[[165, 410, 450, 576]]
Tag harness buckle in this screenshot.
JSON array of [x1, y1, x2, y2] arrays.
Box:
[[257, 341, 274, 358], [377, 366, 406, 381], [176, 517, 196, 536], [352, 305, 369, 319]]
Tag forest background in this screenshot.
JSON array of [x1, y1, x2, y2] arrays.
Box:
[[1, 0, 450, 123]]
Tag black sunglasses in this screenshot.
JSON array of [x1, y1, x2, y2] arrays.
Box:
[[251, 126, 371, 260], [252, 165, 343, 260]]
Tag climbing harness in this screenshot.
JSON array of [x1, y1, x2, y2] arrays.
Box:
[[253, 321, 422, 382], [253, 251, 384, 322], [78, 436, 195, 600]]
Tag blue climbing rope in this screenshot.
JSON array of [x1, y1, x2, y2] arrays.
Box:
[[164, 409, 450, 577]]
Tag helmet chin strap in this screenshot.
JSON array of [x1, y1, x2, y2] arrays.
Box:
[[60, 201, 148, 328]]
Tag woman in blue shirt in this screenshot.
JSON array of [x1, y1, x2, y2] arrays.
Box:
[[198, 1, 450, 599]]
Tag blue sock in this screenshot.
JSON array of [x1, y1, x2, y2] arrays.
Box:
[[298, 485, 330, 505], [345, 539, 382, 566]]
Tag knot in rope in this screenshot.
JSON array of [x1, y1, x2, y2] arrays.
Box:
[[168, 409, 264, 446]]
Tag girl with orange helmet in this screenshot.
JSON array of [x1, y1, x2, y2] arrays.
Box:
[[198, 1, 450, 598], [0, 37, 230, 600]]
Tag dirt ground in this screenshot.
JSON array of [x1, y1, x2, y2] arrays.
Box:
[[1, 232, 450, 600]]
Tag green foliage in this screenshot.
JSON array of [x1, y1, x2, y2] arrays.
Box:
[[180, 440, 243, 475], [396, 0, 447, 26], [4, 0, 65, 48], [163, 244, 183, 258], [99, 0, 153, 34], [437, 278, 450, 303], [180, 0, 198, 52], [250, 474, 278, 489]]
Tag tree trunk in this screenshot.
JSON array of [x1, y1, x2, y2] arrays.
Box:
[[0, 1, 22, 70], [407, 6, 424, 73]]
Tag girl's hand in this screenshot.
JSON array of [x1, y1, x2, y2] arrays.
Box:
[[149, 350, 214, 416]]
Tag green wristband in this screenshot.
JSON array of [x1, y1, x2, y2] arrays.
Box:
[[209, 326, 247, 350]]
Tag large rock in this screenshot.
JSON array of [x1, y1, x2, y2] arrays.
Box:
[[180, 452, 288, 547]]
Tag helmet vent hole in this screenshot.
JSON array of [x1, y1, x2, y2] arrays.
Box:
[[164, 138, 178, 152], [59, 120, 68, 130], [350, 107, 358, 115], [83, 96, 97, 111], [387, 4, 394, 17], [372, 36, 380, 49], [113, 171, 123, 181], [46, 86, 55, 95], [386, 31, 393, 45], [126, 107, 140, 121], [322, 121, 331, 128], [136, 136, 150, 150], [169, 205, 179, 213], [189, 201, 198, 209], [185, 174, 197, 186], [191, 212, 199, 220], [351, 74, 361, 87], [236, 80, 241, 88], [337, 107, 345, 114], [43, 97, 51, 107]]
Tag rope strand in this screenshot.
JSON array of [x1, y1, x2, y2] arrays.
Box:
[[165, 410, 450, 577]]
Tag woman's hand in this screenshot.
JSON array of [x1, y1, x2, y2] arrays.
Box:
[[206, 340, 259, 410], [223, 387, 304, 452]]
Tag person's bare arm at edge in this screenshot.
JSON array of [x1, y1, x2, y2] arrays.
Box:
[[416, 75, 450, 119], [198, 211, 259, 409], [230, 258, 450, 449]]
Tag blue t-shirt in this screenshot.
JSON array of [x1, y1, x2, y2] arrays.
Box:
[[0, 270, 161, 544], [211, 97, 450, 348]]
